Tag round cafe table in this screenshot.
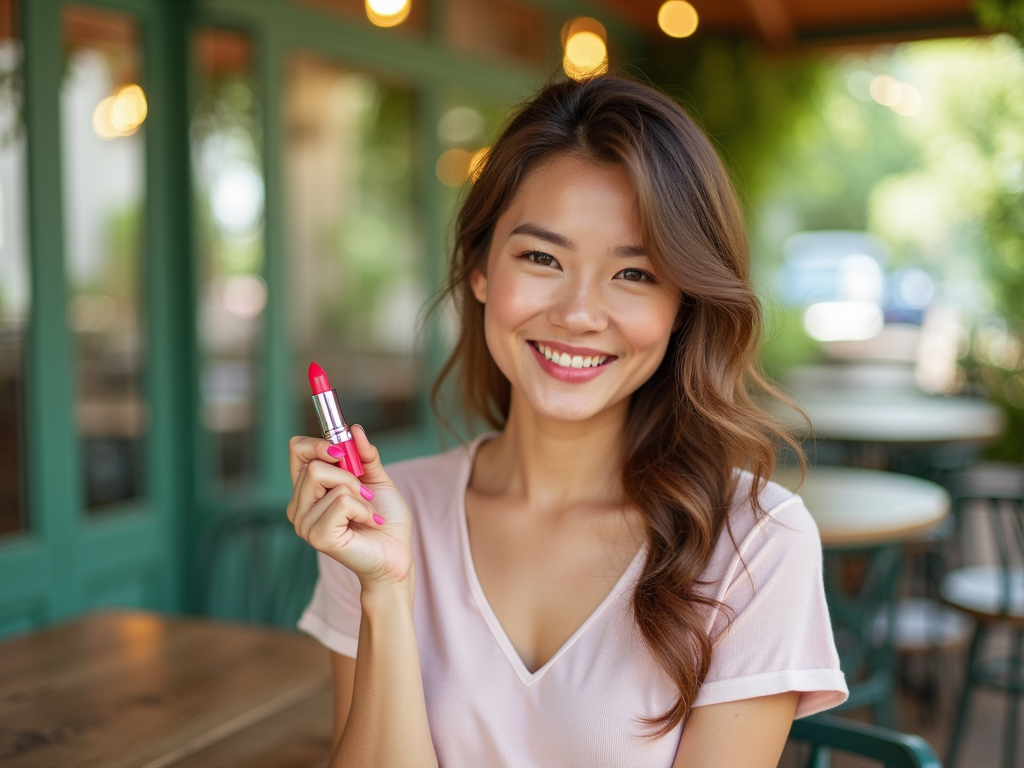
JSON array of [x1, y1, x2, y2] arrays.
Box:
[[772, 465, 951, 548], [772, 465, 951, 727]]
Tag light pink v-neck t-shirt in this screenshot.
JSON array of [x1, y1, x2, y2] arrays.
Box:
[[299, 434, 848, 766]]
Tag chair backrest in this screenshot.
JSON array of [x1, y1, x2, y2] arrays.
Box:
[[789, 714, 942, 768], [192, 505, 319, 629], [951, 462, 1024, 615]]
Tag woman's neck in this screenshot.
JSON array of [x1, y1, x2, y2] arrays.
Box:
[[472, 389, 630, 511]]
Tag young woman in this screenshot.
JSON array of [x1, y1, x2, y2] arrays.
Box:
[[287, 75, 847, 768]]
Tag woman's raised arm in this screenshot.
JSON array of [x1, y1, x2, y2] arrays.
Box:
[[287, 427, 438, 768]]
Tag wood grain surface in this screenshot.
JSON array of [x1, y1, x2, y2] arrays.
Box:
[[0, 610, 333, 768]]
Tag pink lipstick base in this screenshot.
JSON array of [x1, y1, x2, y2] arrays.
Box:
[[528, 342, 614, 383]]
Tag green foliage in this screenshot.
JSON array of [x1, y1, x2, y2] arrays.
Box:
[[975, 0, 1024, 42], [645, 37, 823, 206]]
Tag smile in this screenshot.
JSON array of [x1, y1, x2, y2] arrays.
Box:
[[530, 341, 612, 369]]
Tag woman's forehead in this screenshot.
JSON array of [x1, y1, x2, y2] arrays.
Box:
[[497, 155, 642, 241]]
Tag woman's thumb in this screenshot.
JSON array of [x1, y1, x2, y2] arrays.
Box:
[[351, 424, 391, 486]]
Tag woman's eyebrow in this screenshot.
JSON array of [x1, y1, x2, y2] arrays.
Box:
[[508, 223, 645, 256]]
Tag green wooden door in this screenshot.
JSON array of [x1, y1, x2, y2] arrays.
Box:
[[0, 0, 192, 635]]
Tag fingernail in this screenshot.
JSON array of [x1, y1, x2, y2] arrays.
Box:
[[360, 485, 375, 501], [373, 514, 385, 525], [327, 445, 344, 458]]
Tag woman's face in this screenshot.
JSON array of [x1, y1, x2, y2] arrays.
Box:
[[470, 153, 681, 424]]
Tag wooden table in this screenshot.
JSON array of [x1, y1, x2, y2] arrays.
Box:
[[773, 465, 951, 548], [0, 610, 334, 768]]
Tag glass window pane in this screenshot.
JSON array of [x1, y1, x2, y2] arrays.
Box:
[[61, 6, 147, 512], [285, 54, 423, 437], [0, 0, 29, 535], [192, 28, 264, 488]]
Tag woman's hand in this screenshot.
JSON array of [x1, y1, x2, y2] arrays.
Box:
[[287, 426, 413, 593]]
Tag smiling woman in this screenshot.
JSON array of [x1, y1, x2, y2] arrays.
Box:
[[289, 74, 847, 768]]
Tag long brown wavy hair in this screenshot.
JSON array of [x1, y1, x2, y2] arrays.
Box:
[[429, 74, 803, 736]]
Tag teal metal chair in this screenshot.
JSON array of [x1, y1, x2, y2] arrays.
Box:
[[825, 544, 905, 727], [789, 714, 942, 768], [940, 462, 1024, 768], [192, 505, 319, 629]]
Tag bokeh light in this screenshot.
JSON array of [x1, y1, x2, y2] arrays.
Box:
[[561, 16, 606, 46], [92, 84, 148, 139], [803, 301, 885, 342], [870, 74, 923, 116], [869, 75, 901, 106], [436, 148, 472, 186], [563, 31, 608, 81], [366, 0, 410, 28], [438, 106, 484, 145], [658, 1, 699, 38]]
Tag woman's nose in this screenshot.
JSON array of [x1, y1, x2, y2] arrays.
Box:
[[547, 275, 609, 334]]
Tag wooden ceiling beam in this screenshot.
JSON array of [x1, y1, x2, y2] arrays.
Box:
[[741, 0, 794, 47]]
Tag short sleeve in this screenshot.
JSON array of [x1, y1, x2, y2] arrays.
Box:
[[692, 495, 849, 718], [297, 551, 363, 658]]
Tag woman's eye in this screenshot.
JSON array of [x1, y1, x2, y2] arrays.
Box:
[[616, 267, 658, 283], [522, 250, 558, 268]]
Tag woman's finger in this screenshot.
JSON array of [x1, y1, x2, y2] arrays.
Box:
[[292, 460, 365, 528], [349, 425, 394, 488]]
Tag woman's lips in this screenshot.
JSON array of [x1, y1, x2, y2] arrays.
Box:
[[527, 341, 614, 382]]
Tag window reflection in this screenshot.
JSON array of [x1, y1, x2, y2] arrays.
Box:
[[0, 0, 28, 535], [285, 54, 422, 437], [62, 6, 147, 511], [192, 28, 264, 487]]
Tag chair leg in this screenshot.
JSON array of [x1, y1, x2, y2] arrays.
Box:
[[1004, 629, 1024, 768], [947, 623, 985, 768]]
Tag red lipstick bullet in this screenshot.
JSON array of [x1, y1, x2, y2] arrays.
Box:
[[307, 362, 364, 478]]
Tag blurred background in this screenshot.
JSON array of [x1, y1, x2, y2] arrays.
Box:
[[1, 0, 1023, 761]]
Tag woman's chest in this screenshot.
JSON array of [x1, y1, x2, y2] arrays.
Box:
[[464, 492, 645, 674]]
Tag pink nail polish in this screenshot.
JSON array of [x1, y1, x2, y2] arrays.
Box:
[[373, 514, 385, 525], [360, 485, 375, 501], [327, 444, 344, 458]]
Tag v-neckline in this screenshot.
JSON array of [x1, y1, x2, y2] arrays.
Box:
[[456, 433, 648, 687]]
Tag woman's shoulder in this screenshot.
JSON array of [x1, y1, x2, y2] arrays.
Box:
[[725, 468, 821, 552]]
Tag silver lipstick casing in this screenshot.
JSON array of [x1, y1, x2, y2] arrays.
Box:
[[311, 388, 353, 444]]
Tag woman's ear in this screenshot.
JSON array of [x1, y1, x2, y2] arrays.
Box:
[[470, 265, 487, 304]]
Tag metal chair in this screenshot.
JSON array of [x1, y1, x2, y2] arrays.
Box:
[[940, 461, 1024, 768], [825, 544, 904, 728], [789, 713, 942, 768], [192, 504, 319, 629]]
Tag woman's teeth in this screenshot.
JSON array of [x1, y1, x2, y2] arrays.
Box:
[[533, 342, 609, 369]]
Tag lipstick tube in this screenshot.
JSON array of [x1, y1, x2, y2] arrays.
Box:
[[309, 362, 365, 478]]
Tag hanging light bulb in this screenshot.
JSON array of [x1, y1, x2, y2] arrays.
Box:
[[366, 0, 410, 28], [563, 30, 608, 81]]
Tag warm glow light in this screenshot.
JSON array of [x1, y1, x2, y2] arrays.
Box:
[[658, 1, 699, 38], [469, 147, 489, 182], [436, 148, 472, 186], [561, 17, 607, 46], [366, 0, 410, 27], [92, 96, 120, 139], [892, 83, 923, 116], [92, 84, 148, 139], [869, 75, 901, 107], [563, 31, 608, 81], [803, 301, 884, 342]]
